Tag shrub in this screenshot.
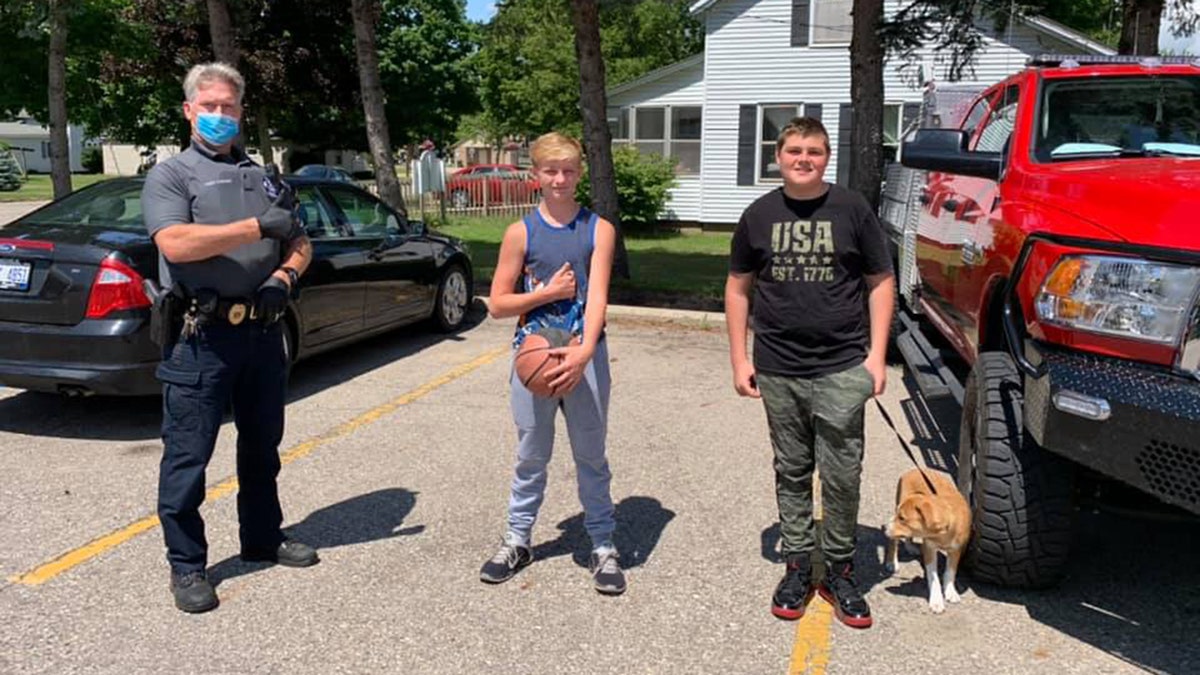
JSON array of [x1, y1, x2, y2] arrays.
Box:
[[81, 146, 103, 174], [576, 145, 677, 231], [0, 147, 21, 191]]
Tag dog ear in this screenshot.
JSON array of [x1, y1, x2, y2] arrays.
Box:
[[914, 498, 946, 532]]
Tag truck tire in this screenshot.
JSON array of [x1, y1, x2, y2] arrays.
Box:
[[957, 352, 1075, 588]]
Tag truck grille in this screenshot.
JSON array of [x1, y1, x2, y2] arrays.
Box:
[[1136, 438, 1200, 508]]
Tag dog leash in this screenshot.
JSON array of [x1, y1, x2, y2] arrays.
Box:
[[872, 398, 939, 495]]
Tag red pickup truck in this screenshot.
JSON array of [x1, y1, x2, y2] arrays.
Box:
[[883, 54, 1200, 588]]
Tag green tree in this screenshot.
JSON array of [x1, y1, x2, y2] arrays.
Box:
[[477, 0, 702, 138], [378, 0, 481, 148], [353, 0, 407, 210]]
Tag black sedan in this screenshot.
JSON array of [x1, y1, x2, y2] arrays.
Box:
[[0, 176, 473, 396]]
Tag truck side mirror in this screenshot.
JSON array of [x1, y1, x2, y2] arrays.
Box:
[[901, 129, 1003, 180]]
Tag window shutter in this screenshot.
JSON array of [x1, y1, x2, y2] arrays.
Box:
[[836, 103, 853, 186], [804, 103, 823, 123], [791, 0, 811, 47], [737, 105, 756, 186], [902, 102, 921, 135]]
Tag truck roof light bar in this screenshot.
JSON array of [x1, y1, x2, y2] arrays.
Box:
[[1028, 53, 1200, 68]]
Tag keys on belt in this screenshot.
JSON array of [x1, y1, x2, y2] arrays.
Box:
[[180, 295, 256, 339]]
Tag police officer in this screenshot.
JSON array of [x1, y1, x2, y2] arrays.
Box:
[[141, 62, 317, 613]]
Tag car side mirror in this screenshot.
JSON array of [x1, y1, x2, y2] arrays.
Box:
[[901, 128, 1003, 180], [410, 220, 426, 236]]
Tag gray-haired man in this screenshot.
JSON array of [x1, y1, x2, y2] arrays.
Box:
[[141, 62, 316, 613]]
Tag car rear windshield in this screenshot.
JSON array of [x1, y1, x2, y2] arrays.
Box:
[[1034, 75, 1200, 161], [19, 180, 147, 231]]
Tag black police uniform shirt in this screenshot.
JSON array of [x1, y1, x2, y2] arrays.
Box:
[[141, 141, 282, 299], [730, 184, 892, 379]]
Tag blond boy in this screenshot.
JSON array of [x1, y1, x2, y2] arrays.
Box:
[[479, 132, 624, 595]]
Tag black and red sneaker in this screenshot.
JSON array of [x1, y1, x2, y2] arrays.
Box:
[[771, 552, 815, 620], [818, 560, 872, 628]]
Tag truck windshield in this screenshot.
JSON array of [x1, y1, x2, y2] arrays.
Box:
[[1034, 75, 1200, 161]]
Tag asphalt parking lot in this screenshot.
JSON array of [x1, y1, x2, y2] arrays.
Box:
[[2, 199, 1199, 673], [1, 298, 1199, 674]]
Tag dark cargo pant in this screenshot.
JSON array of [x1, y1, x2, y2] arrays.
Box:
[[758, 363, 875, 563], [156, 321, 288, 574]]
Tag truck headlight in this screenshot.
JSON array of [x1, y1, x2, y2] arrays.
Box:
[[1035, 255, 1200, 344]]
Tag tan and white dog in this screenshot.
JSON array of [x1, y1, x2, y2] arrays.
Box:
[[884, 468, 972, 613]]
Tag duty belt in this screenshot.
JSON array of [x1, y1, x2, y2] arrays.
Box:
[[186, 295, 259, 326]]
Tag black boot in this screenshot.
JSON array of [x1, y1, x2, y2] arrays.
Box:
[[818, 560, 872, 628], [771, 552, 814, 620], [170, 571, 218, 614]]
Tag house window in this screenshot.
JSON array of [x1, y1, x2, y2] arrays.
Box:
[[758, 104, 814, 181], [617, 105, 703, 175], [882, 103, 903, 161], [634, 107, 666, 157], [812, 0, 852, 45], [608, 107, 629, 141], [41, 142, 50, 159], [670, 106, 702, 174]]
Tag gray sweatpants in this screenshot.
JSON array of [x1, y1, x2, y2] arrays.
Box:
[[505, 339, 615, 550]]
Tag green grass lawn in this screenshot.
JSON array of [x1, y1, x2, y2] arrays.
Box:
[[0, 174, 117, 203], [434, 215, 732, 309]]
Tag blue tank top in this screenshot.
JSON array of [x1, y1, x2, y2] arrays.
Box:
[[513, 206, 598, 347]]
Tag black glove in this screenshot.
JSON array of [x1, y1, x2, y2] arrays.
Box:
[[253, 275, 290, 323], [257, 193, 302, 241]]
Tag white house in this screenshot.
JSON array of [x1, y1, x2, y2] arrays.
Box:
[[0, 117, 88, 174], [606, 0, 1114, 225]]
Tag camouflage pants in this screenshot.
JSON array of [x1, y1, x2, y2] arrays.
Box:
[[758, 364, 874, 563]]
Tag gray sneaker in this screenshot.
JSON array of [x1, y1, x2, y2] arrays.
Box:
[[589, 547, 626, 595], [480, 533, 533, 584]]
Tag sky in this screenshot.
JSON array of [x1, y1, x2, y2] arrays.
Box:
[[466, 0, 497, 23]]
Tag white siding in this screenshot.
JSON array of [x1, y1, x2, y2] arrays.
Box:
[[661, 176, 702, 221], [612, 0, 1107, 224], [696, 0, 1101, 224], [608, 58, 705, 107], [609, 58, 706, 220]]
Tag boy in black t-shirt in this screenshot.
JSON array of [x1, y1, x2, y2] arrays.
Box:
[[725, 116, 894, 628]]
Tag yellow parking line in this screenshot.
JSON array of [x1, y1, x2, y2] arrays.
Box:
[[8, 345, 508, 587], [786, 472, 833, 674], [788, 601, 833, 674]]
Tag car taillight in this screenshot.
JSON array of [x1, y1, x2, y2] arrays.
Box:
[[85, 257, 151, 319]]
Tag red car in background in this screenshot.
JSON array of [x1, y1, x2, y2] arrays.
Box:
[[445, 164, 540, 208]]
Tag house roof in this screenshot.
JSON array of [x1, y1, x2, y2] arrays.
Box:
[[0, 121, 49, 139], [686, 0, 1114, 56], [606, 53, 704, 98]]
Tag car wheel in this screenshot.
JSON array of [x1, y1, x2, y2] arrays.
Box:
[[451, 189, 470, 209], [433, 264, 470, 332], [958, 352, 1075, 589]]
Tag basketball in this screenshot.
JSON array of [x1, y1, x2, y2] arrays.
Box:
[[514, 327, 579, 398]]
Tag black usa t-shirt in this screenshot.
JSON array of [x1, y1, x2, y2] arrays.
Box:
[[730, 185, 892, 378]]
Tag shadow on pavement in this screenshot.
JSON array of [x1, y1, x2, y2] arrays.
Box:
[[759, 521, 893, 594], [968, 510, 1200, 673], [208, 487, 423, 587], [897, 369, 1200, 672], [532, 496, 676, 568], [0, 300, 489, 442], [895, 368, 960, 475]]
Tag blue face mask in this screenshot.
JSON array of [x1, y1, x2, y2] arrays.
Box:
[[195, 112, 239, 146]]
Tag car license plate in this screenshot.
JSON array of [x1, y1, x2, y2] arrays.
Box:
[[0, 258, 32, 291]]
